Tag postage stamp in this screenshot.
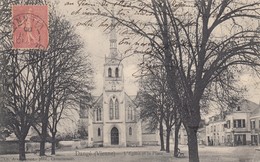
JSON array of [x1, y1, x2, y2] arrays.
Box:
[[12, 5, 48, 49]]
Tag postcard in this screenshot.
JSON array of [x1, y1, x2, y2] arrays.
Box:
[[0, 0, 260, 162]]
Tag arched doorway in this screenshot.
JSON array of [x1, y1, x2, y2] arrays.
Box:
[[111, 127, 119, 145]]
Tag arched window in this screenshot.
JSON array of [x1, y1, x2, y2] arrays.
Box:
[[115, 99, 119, 119], [96, 107, 101, 121], [115, 68, 119, 77], [128, 106, 133, 120], [108, 68, 112, 77], [109, 99, 114, 120], [127, 107, 130, 120], [129, 127, 132, 135], [98, 128, 101, 136]]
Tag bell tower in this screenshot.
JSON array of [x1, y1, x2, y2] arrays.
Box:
[[103, 13, 124, 92], [102, 11, 127, 147]]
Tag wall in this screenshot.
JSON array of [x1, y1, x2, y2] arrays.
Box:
[[206, 120, 226, 146], [92, 123, 103, 145], [125, 122, 140, 146], [142, 133, 159, 145]]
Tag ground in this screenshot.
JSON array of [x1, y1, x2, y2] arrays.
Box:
[[0, 145, 259, 162]]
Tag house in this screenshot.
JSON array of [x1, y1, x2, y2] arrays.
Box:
[[225, 100, 259, 146], [206, 114, 226, 146], [178, 125, 187, 145], [205, 100, 260, 146], [249, 103, 260, 145], [177, 120, 206, 145], [197, 127, 206, 145]]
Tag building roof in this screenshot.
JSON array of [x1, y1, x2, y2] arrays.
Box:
[[233, 99, 259, 113], [207, 100, 259, 124], [92, 94, 103, 109], [124, 92, 137, 107], [250, 103, 260, 118], [91, 92, 137, 110], [208, 114, 226, 124]]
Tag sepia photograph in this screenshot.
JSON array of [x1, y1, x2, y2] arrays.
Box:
[[0, 0, 260, 162]]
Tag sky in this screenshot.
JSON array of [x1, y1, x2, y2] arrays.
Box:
[[55, 0, 260, 105], [56, 0, 141, 97], [46, 0, 260, 134]]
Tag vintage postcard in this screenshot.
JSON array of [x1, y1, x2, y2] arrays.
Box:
[[1, 0, 260, 162]]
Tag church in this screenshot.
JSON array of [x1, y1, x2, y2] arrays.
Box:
[[85, 17, 143, 147]]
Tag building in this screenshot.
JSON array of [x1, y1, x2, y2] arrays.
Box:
[[206, 100, 260, 146], [197, 127, 206, 145], [85, 17, 143, 147], [249, 103, 260, 145], [225, 100, 259, 146], [178, 125, 188, 145], [177, 120, 206, 145], [206, 114, 226, 146]]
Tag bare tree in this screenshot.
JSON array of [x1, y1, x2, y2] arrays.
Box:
[[137, 57, 180, 153], [0, 2, 47, 160], [47, 17, 93, 153], [30, 11, 93, 156], [85, 0, 260, 161], [146, 2, 260, 161], [3, 50, 44, 160], [0, 1, 93, 159], [138, 74, 166, 151]]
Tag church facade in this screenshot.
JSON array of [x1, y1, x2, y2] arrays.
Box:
[[86, 18, 143, 147]]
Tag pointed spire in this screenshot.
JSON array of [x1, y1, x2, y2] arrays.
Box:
[[110, 8, 116, 40], [110, 7, 118, 58]]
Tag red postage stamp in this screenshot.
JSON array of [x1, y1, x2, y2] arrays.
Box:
[[12, 5, 48, 49]]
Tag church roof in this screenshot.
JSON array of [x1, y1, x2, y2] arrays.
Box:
[[92, 93, 103, 109], [124, 92, 137, 107], [91, 92, 138, 109]]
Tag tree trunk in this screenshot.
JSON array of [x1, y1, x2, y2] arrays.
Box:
[[40, 121, 48, 156], [51, 133, 56, 155], [165, 128, 171, 153], [187, 126, 199, 162], [174, 121, 181, 157], [159, 120, 165, 151], [19, 138, 26, 160], [40, 140, 45, 156]]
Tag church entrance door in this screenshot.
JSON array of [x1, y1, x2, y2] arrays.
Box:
[[111, 127, 119, 145]]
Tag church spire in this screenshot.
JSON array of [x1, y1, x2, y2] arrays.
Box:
[[110, 8, 118, 58]]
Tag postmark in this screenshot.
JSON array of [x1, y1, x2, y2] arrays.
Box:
[[12, 5, 48, 49]]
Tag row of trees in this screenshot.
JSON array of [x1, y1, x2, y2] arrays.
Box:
[[88, 0, 260, 162], [0, 1, 93, 160], [137, 60, 181, 156]]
